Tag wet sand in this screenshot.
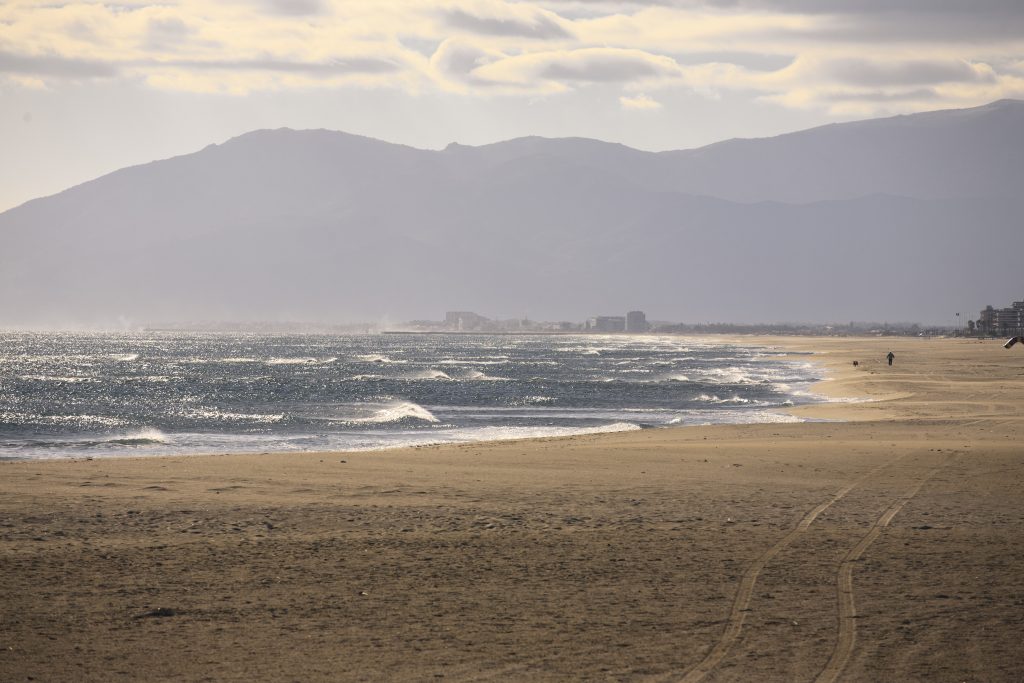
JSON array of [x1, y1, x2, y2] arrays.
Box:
[[1, 336, 1022, 682]]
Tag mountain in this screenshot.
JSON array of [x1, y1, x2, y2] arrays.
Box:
[[2, 100, 1022, 327]]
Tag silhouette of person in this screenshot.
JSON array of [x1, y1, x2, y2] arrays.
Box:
[[887, 351, 895, 366]]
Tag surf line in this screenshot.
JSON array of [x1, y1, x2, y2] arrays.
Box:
[[675, 455, 908, 683], [814, 453, 954, 683]]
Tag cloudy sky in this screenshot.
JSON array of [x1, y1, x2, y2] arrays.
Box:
[[2, 0, 1023, 211]]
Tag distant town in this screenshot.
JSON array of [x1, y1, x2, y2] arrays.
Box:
[[141, 299, 1024, 338], [398, 301, 1023, 337]]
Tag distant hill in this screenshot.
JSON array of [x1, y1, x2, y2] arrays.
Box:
[[2, 100, 1022, 326]]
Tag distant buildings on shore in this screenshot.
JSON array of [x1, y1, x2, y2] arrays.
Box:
[[977, 300, 1024, 336], [584, 311, 650, 333], [407, 310, 652, 334]]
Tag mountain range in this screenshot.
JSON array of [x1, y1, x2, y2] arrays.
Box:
[[2, 99, 1022, 327]]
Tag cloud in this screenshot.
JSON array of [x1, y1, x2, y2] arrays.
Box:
[[145, 16, 194, 50], [169, 56, 402, 76], [473, 47, 681, 88], [430, 38, 505, 89], [820, 59, 997, 88], [619, 92, 661, 109], [442, 6, 572, 39], [0, 50, 119, 79], [0, 0, 1021, 115], [262, 0, 328, 17]]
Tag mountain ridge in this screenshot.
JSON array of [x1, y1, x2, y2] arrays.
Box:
[[2, 99, 1022, 326]]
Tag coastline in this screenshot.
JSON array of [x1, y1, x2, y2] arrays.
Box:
[[2, 335, 1022, 681]]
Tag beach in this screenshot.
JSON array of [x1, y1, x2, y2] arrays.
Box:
[[2, 336, 1022, 681]]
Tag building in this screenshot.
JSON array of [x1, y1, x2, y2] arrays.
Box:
[[978, 300, 1024, 336], [625, 311, 649, 333], [444, 311, 490, 331], [586, 316, 626, 332]]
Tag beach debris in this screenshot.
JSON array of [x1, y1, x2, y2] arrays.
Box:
[[852, 360, 859, 367], [1004, 336, 1023, 349]]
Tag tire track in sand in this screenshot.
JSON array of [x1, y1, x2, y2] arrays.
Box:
[[676, 457, 906, 683], [814, 454, 953, 683]]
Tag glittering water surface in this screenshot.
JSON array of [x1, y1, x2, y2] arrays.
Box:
[[0, 332, 825, 459]]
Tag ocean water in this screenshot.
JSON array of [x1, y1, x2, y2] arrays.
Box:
[[0, 332, 827, 460]]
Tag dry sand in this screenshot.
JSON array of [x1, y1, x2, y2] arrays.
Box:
[[1, 336, 1022, 682]]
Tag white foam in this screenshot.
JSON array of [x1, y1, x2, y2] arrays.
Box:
[[110, 353, 139, 362], [348, 402, 439, 424], [187, 408, 284, 423], [110, 428, 168, 445], [19, 375, 97, 383], [699, 367, 759, 384], [405, 369, 451, 380], [0, 412, 126, 427], [696, 393, 753, 405], [463, 370, 507, 381], [357, 354, 406, 364]]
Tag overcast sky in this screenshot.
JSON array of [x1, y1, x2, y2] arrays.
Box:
[[2, 0, 1023, 212]]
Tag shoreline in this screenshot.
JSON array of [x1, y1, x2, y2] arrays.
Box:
[[2, 335, 1022, 681]]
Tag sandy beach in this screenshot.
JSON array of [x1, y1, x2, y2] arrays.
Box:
[[2, 335, 1022, 682]]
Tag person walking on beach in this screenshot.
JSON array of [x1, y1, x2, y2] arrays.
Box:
[[887, 351, 895, 366]]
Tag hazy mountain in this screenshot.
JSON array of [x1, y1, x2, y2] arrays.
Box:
[[2, 100, 1022, 327]]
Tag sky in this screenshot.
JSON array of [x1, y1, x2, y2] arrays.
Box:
[[2, 0, 1023, 213]]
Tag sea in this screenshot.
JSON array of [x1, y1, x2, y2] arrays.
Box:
[[0, 332, 830, 460]]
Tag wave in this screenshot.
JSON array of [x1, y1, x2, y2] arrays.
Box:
[[347, 402, 439, 425], [10, 428, 170, 450], [0, 412, 126, 428], [186, 409, 284, 423], [521, 395, 555, 406], [463, 370, 506, 381], [19, 375, 97, 383], [348, 374, 385, 381], [102, 428, 169, 446], [110, 353, 139, 362], [452, 422, 641, 442], [668, 411, 801, 426], [436, 359, 510, 366], [695, 393, 754, 405], [266, 357, 319, 365], [356, 354, 406, 364], [405, 369, 451, 381], [698, 367, 761, 384]]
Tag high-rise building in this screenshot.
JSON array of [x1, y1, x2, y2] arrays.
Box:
[[625, 311, 648, 333], [978, 301, 1024, 335]]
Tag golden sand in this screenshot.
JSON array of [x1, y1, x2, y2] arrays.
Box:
[[2, 336, 1022, 681]]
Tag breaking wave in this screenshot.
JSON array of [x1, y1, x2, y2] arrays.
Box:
[[405, 369, 451, 381], [347, 402, 439, 425], [357, 354, 406, 364], [463, 370, 506, 381]]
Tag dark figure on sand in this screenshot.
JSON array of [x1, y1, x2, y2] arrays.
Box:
[[887, 351, 895, 366]]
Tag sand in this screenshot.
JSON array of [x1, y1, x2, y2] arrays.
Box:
[[1, 336, 1022, 682]]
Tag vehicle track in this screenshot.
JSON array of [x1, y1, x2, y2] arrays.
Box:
[[673, 456, 906, 683], [813, 453, 954, 683]]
